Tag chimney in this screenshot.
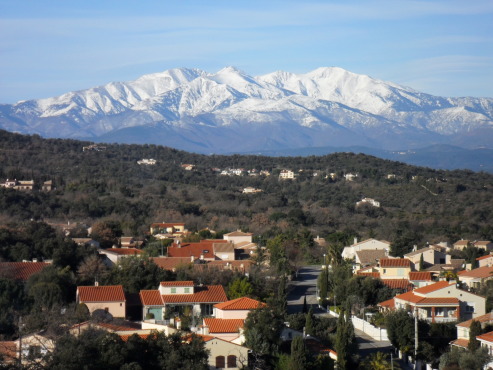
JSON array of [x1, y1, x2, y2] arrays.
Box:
[[354, 237, 358, 245], [200, 254, 204, 260], [191, 255, 195, 263], [95, 281, 99, 287], [202, 325, 210, 335], [32, 258, 38, 263]]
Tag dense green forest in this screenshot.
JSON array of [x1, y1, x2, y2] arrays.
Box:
[[1, 129, 492, 249]]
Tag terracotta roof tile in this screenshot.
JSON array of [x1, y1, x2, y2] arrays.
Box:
[[203, 318, 244, 333], [378, 298, 395, 308], [476, 255, 493, 261], [477, 331, 493, 343], [381, 279, 413, 291], [409, 272, 433, 281], [119, 333, 150, 342], [103, 248, 143, 255], [355, 250, 387, 265], [214, 297, 266, 310], [0, 341, 17, 363], [394, 291, 423, 304], [450, 338, 469, 348], [458, 266, 493, 279], [380, 258, 411, 267], [140, 290, 163, 306], [167, 241, 217, 259], [356, 272, 381, 278], [413, 281, 451, 294], [78, 285, 126, 302], [160, 281, 194, 287], [456, 312, 493, 328], [418, 297, 459, 305], [0, 262, 50, 281], [162, 285, 227, 304], [152, 257, 192, 270]]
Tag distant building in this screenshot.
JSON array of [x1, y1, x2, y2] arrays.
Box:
[[137, 158, 156, 165], [242, 187, 262, 194], [344, 173, 358, 181], [181, 164, 195, 171], [356, 198, 380, 208], [279, 170, 295, 179]]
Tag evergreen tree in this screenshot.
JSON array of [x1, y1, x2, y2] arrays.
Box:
[[318, 268, 328, 306], [289, 336, 309, 370], [305, 307, 314, 336], [302, 295, 308, 314], [335, 307, 356, 369], [468, 319, 481, 352], [419, 253, 424, 271]]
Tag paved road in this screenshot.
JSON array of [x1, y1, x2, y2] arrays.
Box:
[[286, 265, 325, 314]]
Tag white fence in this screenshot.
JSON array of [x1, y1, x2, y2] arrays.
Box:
[[351, 316, 389, 341]]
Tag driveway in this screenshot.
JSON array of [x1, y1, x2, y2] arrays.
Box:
[[286, 265, 325, 314]]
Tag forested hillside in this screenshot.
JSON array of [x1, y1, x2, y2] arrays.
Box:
[[1, 129, 492, 250]]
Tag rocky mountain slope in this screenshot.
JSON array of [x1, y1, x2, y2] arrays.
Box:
[[1, 66, 492, 153]]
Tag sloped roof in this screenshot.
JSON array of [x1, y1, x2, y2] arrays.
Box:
[[167, 241, 219, 259], [413, 281, 452, 294], [140, 290, 163, 306], [213, 242, 234, 254], [351, 238, 391, 247], [454, 240, 469, 246], [71, 321, 141, 332], [418, 297, 459, 305], [475, 241, 492, 246], [78, 285, 126, 302], [214, 297, 266, 310], [161, 285, 227, 304], [355, 250, 387, 265], [224, 231, 253, 237], [450, 338, 469, 349], [152, 257, 192, 270], [356, 271, 381, 278], [203, 318, 244, 333], [476, 254, 493, 261], [458, 266, 493, 279], [456, 312, 493, 328], [0, 262, 50, 281], [102, 248, 143, 255], [0, 341, 17, 363], [405, 247, 438, 258], [477, 331, 493, 343], [409, 271, 433, 281], [381, 279, 413, 291], [160, 281, 194, 287], [380, 258, 411, 268], [394, 291, 423, 304], [378, 298, 395, 309], [119, 333, 150, 342]]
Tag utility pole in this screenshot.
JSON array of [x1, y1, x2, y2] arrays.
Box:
[[414, 305, 418, 369]]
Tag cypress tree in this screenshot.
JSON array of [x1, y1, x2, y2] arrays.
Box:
[[289, 336, 309, 370], [305, 307, 314, 336], [419, 253, 424, 271], [468, 320, 481, 352]]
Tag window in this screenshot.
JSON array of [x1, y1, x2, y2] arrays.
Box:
[[383, 269, 387, 274], [227, 355, 237, 368], [465, 303, 475, 313], [171, 288, 176, 294], [184, 288, 190, 293], [216, 356, 225, 368], [435, 308, 444, 316]]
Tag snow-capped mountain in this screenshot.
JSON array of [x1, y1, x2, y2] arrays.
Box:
[[1, 67, 492, 153]]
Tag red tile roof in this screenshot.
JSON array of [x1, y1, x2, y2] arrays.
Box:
[[0, 262, 50, 281], [380, 258, 411, 267], [458, 266, 493, 279], [203, 318, 244, 333], [161, 285, 227, 304], [378, 298, 395, 309], [413, 281, 452, 294], [476, 254, 493, 261], [71, 321, 141, 332], [152, 257, 192, 270], [167, 241, 218, 259], [103, 248, 143, 255], [394, 291, 423, 304], [450, 338, 469, 348], [356, 271, 381, 278], [160, 281, 194, 287], [409, 272, 433, 281], [0, 341, 17, 363], [418, 297, 459, 305], [78, 285, 126, 302], [477, 331, 493, 343], [119, 333, 150, 342], [381, 279, 413, 291], [214, 297, 266, 310], [456, 312, 493, 328], [140, 290, 163, 306], [151, 223, 185, 228]]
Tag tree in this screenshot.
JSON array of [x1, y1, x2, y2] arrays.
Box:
[[305, 308, 314, 336], [77, 254, 109, 285], [468, 319, 481, 352], [288, 336, 309, 370], [227, 277, 253, 300], [318, 268, 328, 306], [90, 220, 123, 249], [385, 309, 414, 355], [419, 253, 424, 271], [335, 307, 356, 369], [360, 351, 399, 370]]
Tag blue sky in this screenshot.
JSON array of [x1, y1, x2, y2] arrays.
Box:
[[1, 0, 492, 103]]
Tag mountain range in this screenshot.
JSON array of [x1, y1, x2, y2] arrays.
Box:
[[1, 66, 492, 165]]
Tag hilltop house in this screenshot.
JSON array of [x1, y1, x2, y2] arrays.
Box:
[[381, 280, 486, 323], [139, 281, 227, 320], [150, 222, 186, 235], [356, 198, 380, 208], [99, 247, 143, 266], [458, 266, 493, 289], [451, 312, 493, 350], [341, 238, 391, 260], [404, 246, 450, 268], [76, 285, 126, 318], [279, 170, 295, 179], [377, 258, 413, 279]]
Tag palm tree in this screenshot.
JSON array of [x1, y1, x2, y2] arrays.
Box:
[[360, 352, 400, 370]]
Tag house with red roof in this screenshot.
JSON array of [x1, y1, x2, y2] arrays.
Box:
[[377, 258, 413, 279], [167, 240, 227, 261], [150, 222, 186, 236], [99, 247, 143, 266], [200, 335, 250, 370], [409, 271, 434, 288], [0, 261, 50, 281], [477, 254, 493, 268], [214, 297, 266, 319], [140, 281, 227, 321], [223, 231, 253, 245], [381, 280, 486, 323], [201, 318, 245, 342], [76, 285, 126, 318], [450, 312, 493, 350], [458, 265, 493, 289]]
